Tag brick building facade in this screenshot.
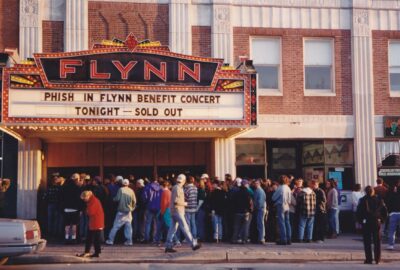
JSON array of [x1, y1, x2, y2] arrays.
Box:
[[1, 0, 400, 219]]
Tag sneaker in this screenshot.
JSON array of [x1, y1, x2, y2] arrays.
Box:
[[315, 240, 324, 244], [90, 253, 100, 258], [124, 241, 133, 246], [105, 240, 114, 245], [165, 247, 177, 253], [386, 245, 394, 250], [173, 242, 182, 247], [258, 240, 266, 245], [192, 243, 202, 251]]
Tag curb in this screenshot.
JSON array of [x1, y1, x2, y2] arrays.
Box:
[[8, 251, 400, 265]]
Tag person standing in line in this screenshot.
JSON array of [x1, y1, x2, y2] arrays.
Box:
[[106, 179, 136, 246], [297, 182, 316, 243], [133, 179, 146, 243], [231, 179, 253, 244], [76, 191, 104, 258], [290, 178, 303, 241], [165, 174, 202, 253], [60, 173, 84, 244], [253, 179, 267, 244], [272, 175, 292, 245], [184, 176, 198, 241], [209, 179, 228, 243], [310, 180, 327, 243], [385, 181, 400, 250], [0, 179, 11, 218], [357, 186, 388, 265], [195, 177, 207, 242], [142, 178, 163, 244], [43, 175, 62, 239], [326, 180, 340, 238], [352, 184, 364, 233]]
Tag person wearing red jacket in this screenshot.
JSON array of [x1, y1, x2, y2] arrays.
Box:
[[77, 191, 104, 258]]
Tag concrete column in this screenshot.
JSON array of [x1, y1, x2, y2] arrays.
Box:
[[351, 1, 377, 187], [212, 3, 233, 64], [17, 138, 42, 219], [214, 138, 236, 180], [19, 0, 42, 59], [169, 0, 192, 55], [65, 0, 88, 51]]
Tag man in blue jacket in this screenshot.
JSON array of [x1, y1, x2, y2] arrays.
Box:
[[143, 178, 163, 244]]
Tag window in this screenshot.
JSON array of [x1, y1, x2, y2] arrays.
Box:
[[251, 37, 281, 95], [389, 41, 400, 93], [304, 39, 334, 95]]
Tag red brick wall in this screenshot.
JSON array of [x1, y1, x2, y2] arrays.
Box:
[[0, 0, 19, 51], [42, 21, 64, 53], [192, 26, 211, 57], [234, 28, 353, 115], [373, 30, 400, 115], [88, 1, 169, 48]]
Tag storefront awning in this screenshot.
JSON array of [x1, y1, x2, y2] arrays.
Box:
[[376, 141, 400, 166]]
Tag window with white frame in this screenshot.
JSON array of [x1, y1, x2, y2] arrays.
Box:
[[389, 41, 400, 92], [304, 39, 334, 93], [251, 37, 281, 92]]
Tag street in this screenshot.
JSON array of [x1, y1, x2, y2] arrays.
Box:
[[2, 263, 400, 270]]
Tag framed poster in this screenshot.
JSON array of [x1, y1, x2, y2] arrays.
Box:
[[384, 116, 400, 138]]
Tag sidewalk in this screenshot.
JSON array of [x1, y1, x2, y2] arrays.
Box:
[[8, 234, 400, 265]]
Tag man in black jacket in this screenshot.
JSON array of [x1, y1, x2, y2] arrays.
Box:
[[231, 180, 253, 244], [357, 186, 388, 265], [385, 181, 400, 250], [310, 180, 327, 243]]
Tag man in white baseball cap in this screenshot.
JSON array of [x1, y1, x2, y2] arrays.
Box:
[[106, 178, 136, 246], [165, 174, 201, 253]]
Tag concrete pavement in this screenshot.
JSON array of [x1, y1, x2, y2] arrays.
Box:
[[7, 234, 400, 265]]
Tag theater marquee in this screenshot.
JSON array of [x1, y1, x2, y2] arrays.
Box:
[[1, 34, 257, 137]]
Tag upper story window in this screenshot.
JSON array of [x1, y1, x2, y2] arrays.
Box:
[[304, 38, 334, 96], [251, 37, 281, 95], [389, 41, 400, 94]]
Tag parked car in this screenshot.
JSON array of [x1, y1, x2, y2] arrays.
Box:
[[0, 218, 46, 265]]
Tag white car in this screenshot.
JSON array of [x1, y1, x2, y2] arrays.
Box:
[[0, 218, 46, 265]]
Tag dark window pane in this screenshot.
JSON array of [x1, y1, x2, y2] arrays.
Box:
[[255, 65, 279, 89], [390, 73, 400, 91], [305, 66, 332, 90]]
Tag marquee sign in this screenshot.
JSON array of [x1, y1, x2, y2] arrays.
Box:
[[2, 34, 257, 129]]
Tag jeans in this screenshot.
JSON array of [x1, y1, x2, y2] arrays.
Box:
[[132, 209, 145, 241], [108, 211, 133, 243], [185, 212, 197, 239], [144, 209, 162, 242], [47, 203, 61, 237], [255, 208, 267, 242], [165, 211, 196, 249], [277, 206, 291, 243], [196, 208, 206, 241], [328, 208, 340, 235], [388, 213, 400, 246], [212, 214, 223, 240], [298, 216, 315, 241], [231, 213, 250, 242]]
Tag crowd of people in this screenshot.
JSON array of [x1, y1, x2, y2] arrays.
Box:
[[41, 171, 400, 260], [43, 172, 350, 252]]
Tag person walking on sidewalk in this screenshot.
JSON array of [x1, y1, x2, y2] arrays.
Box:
[[357, 186, 388, 265], [77, 191, 104, 258], [106, 179, 136, 246], [297, 182, 316, 243], [272, 175, 292, 245], [165, 174, 202, 253], [385, 181, 400, 250]]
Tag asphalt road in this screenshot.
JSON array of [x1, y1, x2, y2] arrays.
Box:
[[2, 263, 400, 270]]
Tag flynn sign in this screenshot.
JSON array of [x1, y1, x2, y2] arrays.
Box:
[[2, 35, 257, 127]]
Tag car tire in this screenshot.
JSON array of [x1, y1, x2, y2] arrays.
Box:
[[0, 257, 8, 265]]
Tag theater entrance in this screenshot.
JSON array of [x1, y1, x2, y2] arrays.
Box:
[[45, 140, 212, 181]]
